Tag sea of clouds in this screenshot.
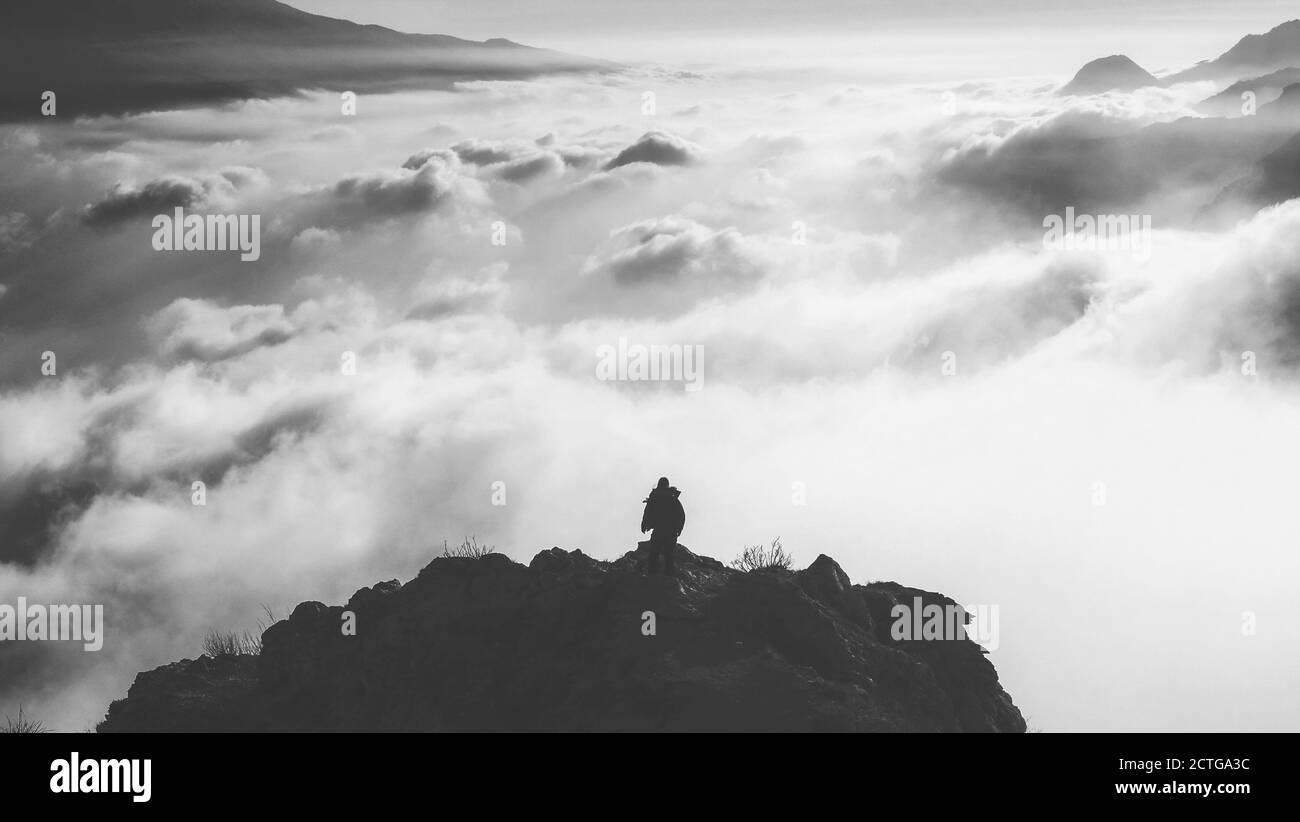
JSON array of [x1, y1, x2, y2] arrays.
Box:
[[1, 53, 1298, 731]]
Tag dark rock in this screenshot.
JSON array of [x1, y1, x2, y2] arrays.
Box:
[[797, 554, 875, 636], [345, 579, 401, 612], [98, 655, 263, 733], [289, 601, 328, 623], [529, 547, 604, 578]]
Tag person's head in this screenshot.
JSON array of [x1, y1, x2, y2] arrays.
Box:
[[656, 477, 670, 490]]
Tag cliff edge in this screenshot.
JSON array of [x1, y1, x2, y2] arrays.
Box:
[[98, 544, 1026, 732]]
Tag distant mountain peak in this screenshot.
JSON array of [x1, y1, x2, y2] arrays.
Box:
[[1059, 54, 1159, 96]]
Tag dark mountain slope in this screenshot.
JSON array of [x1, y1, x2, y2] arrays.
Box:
[[1209, 128, 1300, 216], [0, 0, 607, 121]]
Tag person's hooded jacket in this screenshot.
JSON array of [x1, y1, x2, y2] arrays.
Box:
[[641, 485, 685, 536]]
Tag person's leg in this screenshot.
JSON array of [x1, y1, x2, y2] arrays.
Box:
[[647, 535, 660, 573], [662, 533, 675, 575], [650, 530, 670, 574]]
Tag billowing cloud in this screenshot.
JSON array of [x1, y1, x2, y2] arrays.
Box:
[[406, 137, 580, 185], [496, 152, 564, 183], [145, 298, 297, 363], [604, 131, 702, 169], [81, 176, 206, 227], [583, 215, 763, 287], [80, 167, 266, 227], [402, 147, 460, 171], [329, 163, 458, 221], [406, 266, 509, 320], [450, 137, 534, 166]]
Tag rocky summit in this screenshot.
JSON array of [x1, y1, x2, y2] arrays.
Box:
[[98, 544, 1026, 732]]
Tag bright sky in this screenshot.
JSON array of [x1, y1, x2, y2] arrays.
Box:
[[287, 0, 1298, 74]]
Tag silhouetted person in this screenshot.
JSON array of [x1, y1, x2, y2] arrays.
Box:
[[641, 477, 685, 575]]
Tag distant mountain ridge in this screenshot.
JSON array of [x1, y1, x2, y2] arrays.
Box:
[[1198, 67, 1300, 116], [1060, 20, 1300, 97], [0, 0, 608, 121], [1263, 82, 1300, 116], [9, 0, 483, 45], [1168, 19, 1300, 83]]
